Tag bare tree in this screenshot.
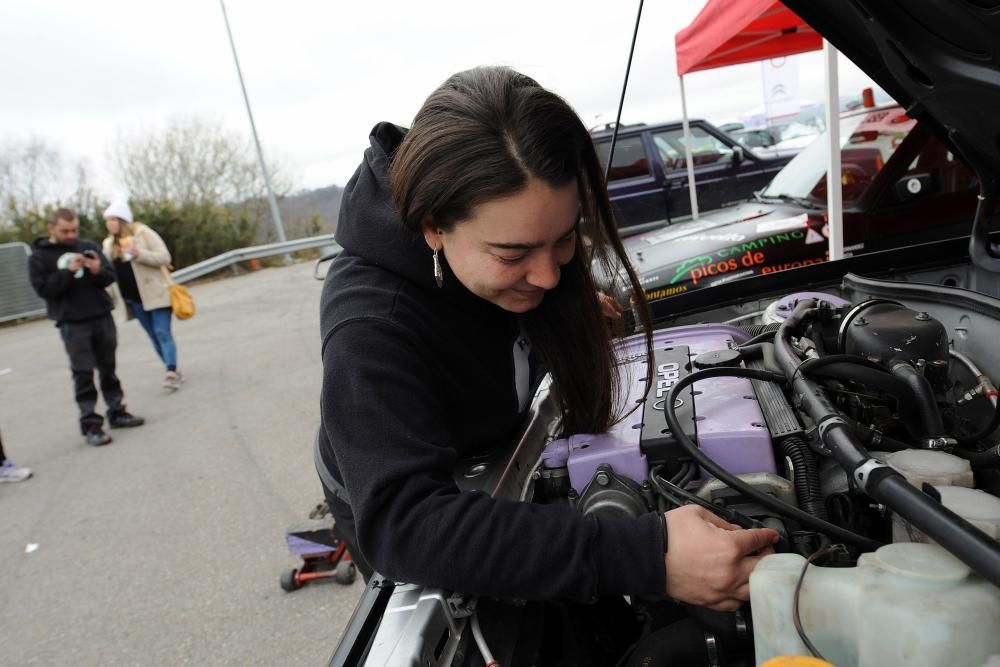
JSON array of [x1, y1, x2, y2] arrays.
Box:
[[111, 116, 293, 210], [0, 137, 92, 225]]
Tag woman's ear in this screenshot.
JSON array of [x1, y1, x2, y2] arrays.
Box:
[[421, 218, 443, 251]]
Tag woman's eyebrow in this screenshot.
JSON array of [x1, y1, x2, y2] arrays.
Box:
[[485, 216, 580, 250]]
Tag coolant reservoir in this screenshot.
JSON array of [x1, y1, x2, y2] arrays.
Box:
[[751, 543, 1000, 666], [882, 450, 976, 543], [895, 485, 1000, 543], [938, 486, 1000, 538], [883, 449, 974, 488]]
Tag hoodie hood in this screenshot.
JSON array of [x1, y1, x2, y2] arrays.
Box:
[[335, 122, 436, 290], [334, 122, 499, 311]]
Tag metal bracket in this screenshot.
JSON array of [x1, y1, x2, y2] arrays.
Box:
[[853, 458, 890, 490], [446, 593, 477, 619], [817, 415, 848, 444], [922, 436, 957, 450]]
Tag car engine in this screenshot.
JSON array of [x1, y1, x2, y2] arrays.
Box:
[[522, 291, 1000, 667], [354, 282, 1000, 667]]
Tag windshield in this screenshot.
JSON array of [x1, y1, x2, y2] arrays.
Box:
[[762, 107, 916, 205]]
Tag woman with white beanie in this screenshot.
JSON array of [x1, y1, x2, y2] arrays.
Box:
[[102, 200, 183, 390]]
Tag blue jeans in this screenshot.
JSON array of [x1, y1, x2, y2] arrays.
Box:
[[129, 302, 178, 371]]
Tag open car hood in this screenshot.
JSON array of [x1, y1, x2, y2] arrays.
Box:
[[782, 0, 1000, 176]]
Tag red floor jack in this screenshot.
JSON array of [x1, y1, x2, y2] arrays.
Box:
[[280, 503, 357, 592]]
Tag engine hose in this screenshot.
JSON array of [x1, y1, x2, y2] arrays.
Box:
[[662, 366, 881, 550], [737, 342, 785, 376], [889, 361, 946, 437], [843, 417, 910, 452], [797, 361, 925, 435], [781, 436, 828, 520], [957, 399, 1000, 446], [739, 322, 780, 340], [797, 354, 892, 375], [953, 443, 1000, 468], [738, 329, 779, 348], [621, 619, 711, 667]]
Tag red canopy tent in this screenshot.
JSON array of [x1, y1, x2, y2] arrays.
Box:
[[676, 0, 820, 77], [672, 0, 844, 259]]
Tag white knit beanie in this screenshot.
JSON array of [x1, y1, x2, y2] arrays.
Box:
[[103, 200, 133, 224]]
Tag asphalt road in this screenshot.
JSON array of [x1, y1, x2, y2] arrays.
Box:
[[0, 261, 362, 666]]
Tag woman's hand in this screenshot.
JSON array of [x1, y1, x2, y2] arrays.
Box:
[[597, 291, 623, 320], [663, 505, 779, 611]]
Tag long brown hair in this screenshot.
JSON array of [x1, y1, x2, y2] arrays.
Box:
[[390, 66, 652, 435], [109, 220, 135, 261]]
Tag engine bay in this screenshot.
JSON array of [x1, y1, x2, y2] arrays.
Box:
[[356, 274, 1000, 667], [529, 288, 1000, 665]]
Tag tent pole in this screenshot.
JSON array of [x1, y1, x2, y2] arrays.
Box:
[[823, 39, 843, 261], [679, 75, 700, 221]]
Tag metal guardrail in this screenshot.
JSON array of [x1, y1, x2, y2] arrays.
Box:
[[171, 234, 342, 284], [0, 242, 46, 323], [0, 235, 341, 324]]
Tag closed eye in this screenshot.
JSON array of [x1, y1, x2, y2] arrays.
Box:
[[494, 254, 526, 265]]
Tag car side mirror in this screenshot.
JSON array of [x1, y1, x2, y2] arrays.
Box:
[[731, 146, 744, 165], [894, 173, 935, 201]]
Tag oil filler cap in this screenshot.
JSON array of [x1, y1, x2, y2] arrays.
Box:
[[693, 349, 742, 369]]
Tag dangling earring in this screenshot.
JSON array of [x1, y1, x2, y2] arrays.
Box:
[[433, 249, 443, 288]]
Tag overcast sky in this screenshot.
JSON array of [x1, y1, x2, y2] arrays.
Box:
[[2, 0, 879, 198]]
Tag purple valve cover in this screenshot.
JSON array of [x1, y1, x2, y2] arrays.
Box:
[[543, 323, 776, 493]]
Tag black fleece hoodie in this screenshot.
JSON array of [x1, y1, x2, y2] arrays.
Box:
[[317, 122, 665, 602], [28, 237, 116, 324]]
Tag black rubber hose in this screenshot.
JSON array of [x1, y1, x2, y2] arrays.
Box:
[[738, 328, 779, 347], [953, 443, 1000, 467], [889, 361, 946, 437], [739, 322, 780, 340], [798, 361, 924, 434], [957, 400, 1000, 446], [781, 436, 828, 520], [662, 366, 881, 550], [736, 342, 770, 362], [622, 619, 710, 667], [843, 417, 910, 452], [798, 354, 892, 375]]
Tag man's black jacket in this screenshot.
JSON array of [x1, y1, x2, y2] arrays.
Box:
[[28, 237, 116, 324]]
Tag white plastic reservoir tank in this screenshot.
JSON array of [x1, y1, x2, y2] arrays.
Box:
[[750, 542, 1000, 666]]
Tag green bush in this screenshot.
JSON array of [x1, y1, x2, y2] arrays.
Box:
[[0, 200, 257, 270], [130, 200, 258, 269]]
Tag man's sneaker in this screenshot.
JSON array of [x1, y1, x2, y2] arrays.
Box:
[[108, 411, 145, 429], [0, 460, 32, 482], [85, 427, 112, 446], [162, 370, 183, 391]]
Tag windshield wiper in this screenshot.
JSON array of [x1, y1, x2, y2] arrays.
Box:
[[756, 192, 822, 210]]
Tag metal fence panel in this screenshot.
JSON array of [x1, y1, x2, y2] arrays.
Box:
[[0, 242, 45, 323]]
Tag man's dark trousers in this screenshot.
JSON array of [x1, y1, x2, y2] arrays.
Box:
[[60, 315, 124, 434]]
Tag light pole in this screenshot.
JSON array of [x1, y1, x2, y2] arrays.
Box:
[[219, 0, 287, 246]]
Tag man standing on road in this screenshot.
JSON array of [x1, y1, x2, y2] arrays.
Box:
[[28, 208, 145, 446]]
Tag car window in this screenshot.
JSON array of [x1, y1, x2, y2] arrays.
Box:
[[763, 107, 916, 205], [653, 127, 733, 170], [594, 136, 651, 182]]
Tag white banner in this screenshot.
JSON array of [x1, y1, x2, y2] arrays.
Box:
[[762, 57, 800, 122]]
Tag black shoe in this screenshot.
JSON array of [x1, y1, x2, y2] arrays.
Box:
[[85, 427, 112, 446], [108, 411, 145, 429]]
